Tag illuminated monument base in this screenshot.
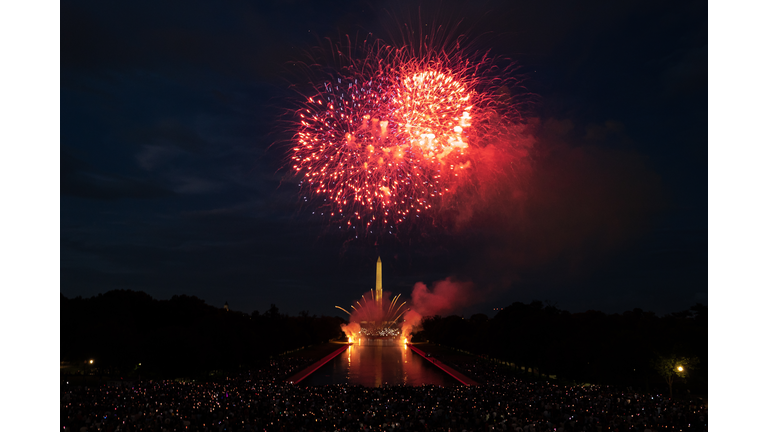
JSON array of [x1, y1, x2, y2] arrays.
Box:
[[358, 322, 402, 346], [338, 257, 410, 346], [356, 333, 402, 346]]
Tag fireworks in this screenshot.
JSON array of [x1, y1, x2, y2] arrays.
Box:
[[289, 35, 528, 234], [337, 291, 407, 339]]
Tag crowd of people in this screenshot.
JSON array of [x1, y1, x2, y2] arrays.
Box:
[[61, 354, 707, 432]]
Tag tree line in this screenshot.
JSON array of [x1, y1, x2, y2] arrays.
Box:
[[413, 301, 707, 395], [60, 290, 345, 378]]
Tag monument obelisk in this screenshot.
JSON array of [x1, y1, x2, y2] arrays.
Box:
[[375, 256, 383, 310]]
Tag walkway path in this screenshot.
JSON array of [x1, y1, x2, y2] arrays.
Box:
[[286, 344, 349, 384], [409, 345, 479, 386]]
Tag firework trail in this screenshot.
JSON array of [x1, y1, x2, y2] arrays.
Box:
[[337, 290, 408, 342], [288, 33, 531, 236]]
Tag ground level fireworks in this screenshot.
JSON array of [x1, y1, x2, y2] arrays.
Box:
[[337, 257, 418, 345]]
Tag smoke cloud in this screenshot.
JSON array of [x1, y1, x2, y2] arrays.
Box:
[[411, 278, 475, 316], [401, 309, 422, 342], [340, 322, 360, 340], [344, 291, 406, 324], [401, 278, 477, 340], [443, 117, 665, 290], [339, 290, 410, 339]]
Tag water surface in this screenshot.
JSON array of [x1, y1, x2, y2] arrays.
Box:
[[302, 344, 456, 387]]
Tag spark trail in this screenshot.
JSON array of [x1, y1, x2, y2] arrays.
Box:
[[289, 36, 529, 235]]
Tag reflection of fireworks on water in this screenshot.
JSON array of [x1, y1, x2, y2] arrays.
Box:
[[289, 35, 529, 235]]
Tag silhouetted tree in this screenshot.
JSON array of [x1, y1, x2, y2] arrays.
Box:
[[60, 291, 344, 378], [652, 354, 700, 397], [415, 301, 707, 390]]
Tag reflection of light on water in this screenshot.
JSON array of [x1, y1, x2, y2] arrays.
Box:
[[401, 344, 409, 385], [375, 346, 382, 387], [308, 343, 454, 387], [346, 344, 356, 383]]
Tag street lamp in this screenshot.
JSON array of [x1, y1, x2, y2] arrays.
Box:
[[677, 366, 683, 372], [89, 359, 94, 365]]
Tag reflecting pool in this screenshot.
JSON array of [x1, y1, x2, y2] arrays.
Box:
[[302, 344, 457, 387]]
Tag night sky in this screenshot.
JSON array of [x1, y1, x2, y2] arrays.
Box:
[[60, 0, 707, 317]]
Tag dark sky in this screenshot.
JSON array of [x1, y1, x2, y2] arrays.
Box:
[[60, 0, 707, 317]]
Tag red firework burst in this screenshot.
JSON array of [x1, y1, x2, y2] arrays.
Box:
[[289, 37, 528, 235]]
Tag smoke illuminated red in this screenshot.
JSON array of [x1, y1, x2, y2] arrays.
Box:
[[337, 290, 407, 342], [339, 278, 479, 344], [289, 37, 529, 234]]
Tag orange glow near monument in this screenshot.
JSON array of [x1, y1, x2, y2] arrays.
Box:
[[375, 257, 383, 309], [337, 257, 408, 345]]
